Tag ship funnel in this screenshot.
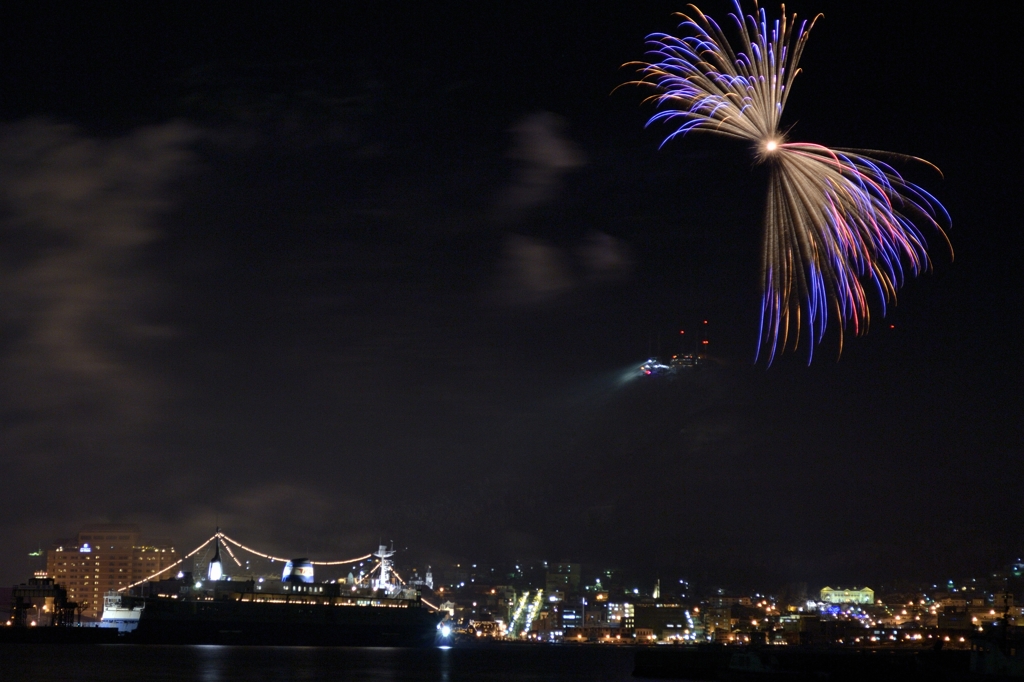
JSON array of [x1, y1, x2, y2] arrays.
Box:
[[208, 538, 223, 581], [282, 558, 315, 584]]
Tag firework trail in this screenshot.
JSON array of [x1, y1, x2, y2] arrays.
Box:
[[626, 2, 950, 363]]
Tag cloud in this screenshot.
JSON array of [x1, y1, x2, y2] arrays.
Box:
[[575, 231, 633, 284], [494, 234, 576, 305], [493, 111, 584, 221], [0, 120, 196, 474], [492, 230, 635, 306], [488, 114, 630, 304]]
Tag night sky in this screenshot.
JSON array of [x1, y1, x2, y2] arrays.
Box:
[[0, 2, 1020, 591]]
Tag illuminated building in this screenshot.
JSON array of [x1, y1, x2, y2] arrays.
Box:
[[704, 604, 734, 636], [403, 566, 434, 590], [559, 603, 582, 630], [820, 586, 875, 605], [606, 602, 635, 630], [45, 524, 179, 619]]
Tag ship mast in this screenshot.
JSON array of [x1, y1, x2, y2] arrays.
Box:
[[373, 543, 395, 592]]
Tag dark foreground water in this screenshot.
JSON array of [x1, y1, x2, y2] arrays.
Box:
[[0, 644, 646, 682]]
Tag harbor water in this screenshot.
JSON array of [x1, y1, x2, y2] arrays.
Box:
[[0, 644, 643, 682]]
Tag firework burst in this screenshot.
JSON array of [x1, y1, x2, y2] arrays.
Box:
[[626, 2, 950, 363]]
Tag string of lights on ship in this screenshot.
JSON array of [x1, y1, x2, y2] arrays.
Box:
[[120, 532, 405, 594]]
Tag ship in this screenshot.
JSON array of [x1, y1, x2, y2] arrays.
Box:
[[118, 540, 447, 647], [121, 583, 444, 646], [99, 590, 144, 632]]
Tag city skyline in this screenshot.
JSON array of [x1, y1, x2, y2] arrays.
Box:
[[18, 521, 1024, 610], [12, 520, 1024, 650]]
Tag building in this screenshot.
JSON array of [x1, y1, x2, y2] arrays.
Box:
[[709, 594, 752, 607], [45, 524, 179, 619], [0, 586, 12, 624], [702, 600, 768, 640], [820, 586, 875, 605], [634, 601, 693, 640], [606, 602, 635, 630], [938, 606, 975, 631], [545, 563, 581, 595], [704, 605, 734, 637], [9, 577, 75, 627]]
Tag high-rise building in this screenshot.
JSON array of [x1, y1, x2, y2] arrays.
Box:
[[545, 563, 581, 594], [45, 523, 179, 619]]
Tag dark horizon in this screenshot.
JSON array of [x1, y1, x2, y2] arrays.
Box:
[[1, 1, 1020, 592]]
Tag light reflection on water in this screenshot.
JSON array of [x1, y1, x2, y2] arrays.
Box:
[[0, 644, 638, 681]]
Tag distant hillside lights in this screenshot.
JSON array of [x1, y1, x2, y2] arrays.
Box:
[[820, 586, 875, 605]]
